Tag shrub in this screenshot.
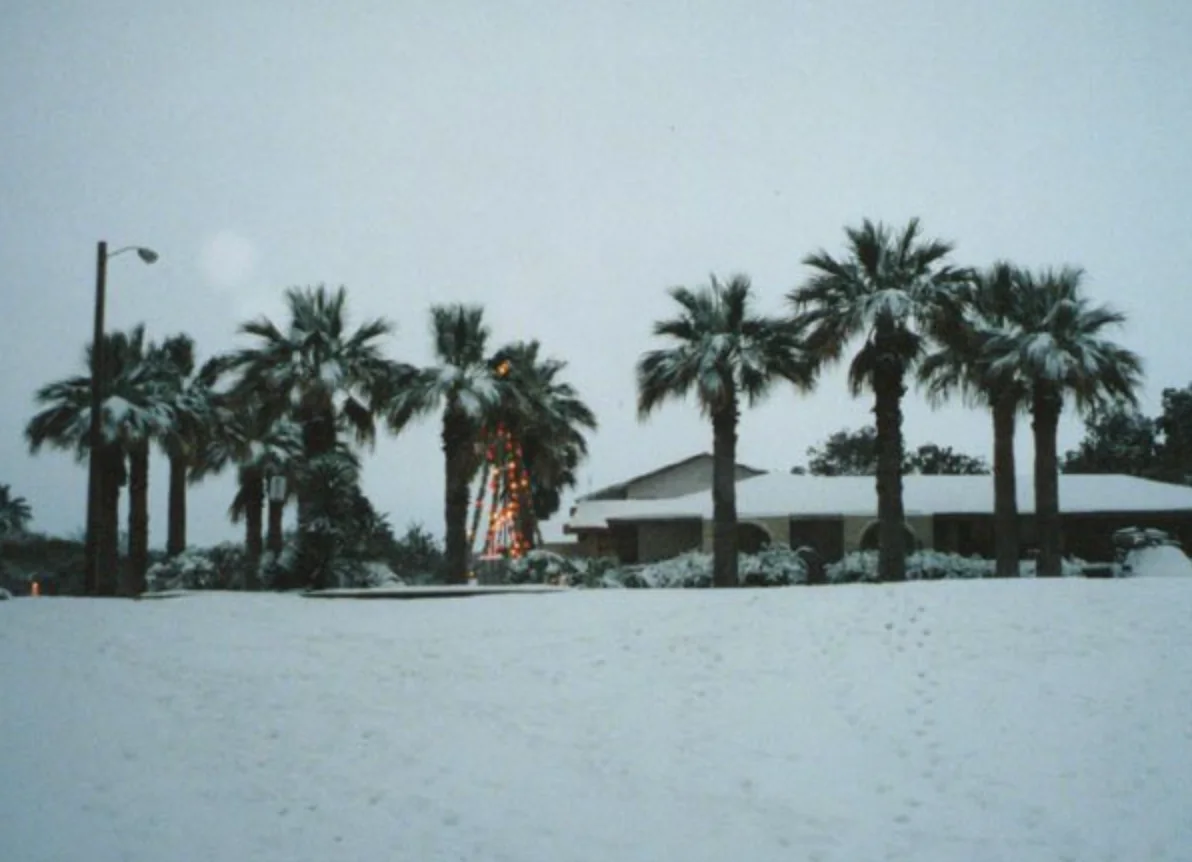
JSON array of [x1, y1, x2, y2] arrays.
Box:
[[146, 547, 230, 591], [633, 551, 712, 588], [572, 556, 623, 589], [1020, 556, 1088, 578], [388, 523, 446, 582], [826, 551, 882, 584], [907, 550, 994, 581], [827, 550, 994, 583], [0, 533, 86, 596], [739, 544, 809, 586], [827, 549, 1089, 583], [544, 545, 810, 589], [504, 550, 580, 585]]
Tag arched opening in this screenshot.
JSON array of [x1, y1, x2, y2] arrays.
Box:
[[858, 520, 919, 554], [736, 522, 772, 555]]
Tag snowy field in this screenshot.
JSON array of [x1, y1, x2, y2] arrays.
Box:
[[3, 578, 1192, 862]]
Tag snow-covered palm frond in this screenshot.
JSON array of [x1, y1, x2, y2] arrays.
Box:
[[224, 284, 396, 428], [918, 261, 1031, 411], [638, 274, 815, 418], [430, 304, 489, 368], [789, 219, 969, 392], [385, 304, 499, 432], [26, 325, 176, 461], [985, 267, 1142, 413]]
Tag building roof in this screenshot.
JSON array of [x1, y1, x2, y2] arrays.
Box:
[[565, 472, 1192, 531], [578, 452, 766, 501]]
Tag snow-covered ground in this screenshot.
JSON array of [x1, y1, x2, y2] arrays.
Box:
[[3, 577, 1192, 862]]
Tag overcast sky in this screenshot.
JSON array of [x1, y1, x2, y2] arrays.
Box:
[[2, 0, 1189, 546]]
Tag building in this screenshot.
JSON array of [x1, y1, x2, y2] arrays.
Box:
[[564, 456, 1192, 563]]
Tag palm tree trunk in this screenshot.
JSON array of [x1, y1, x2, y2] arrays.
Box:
[[123, 441, 151, 596], [297, 405, 337, 586], [516, 465, 537, 552], [991, 390, 1020, 578], [468, 462, 490, 555], [442, 411, 472, 584], [266, 497, 284, 556], [243, 467, 264, 590], [873, 357, 908, 582], [167, 451, 187, 557], [97, 443, 124, 597], [711, 403, 740, 588], [1032, 387, 1063, 577]]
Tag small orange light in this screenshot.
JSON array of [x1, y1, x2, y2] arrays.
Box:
[[31, 581, 40, 597]]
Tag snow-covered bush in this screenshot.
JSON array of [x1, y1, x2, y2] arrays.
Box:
[[631, 551, 713, 588], [0, 586, 11, 600], [146, 549, 222, 591], [552, 555, 621, 589], [589, 546, 807, 589], [353, 560, 405, 588], [739, 544, 809, 586], [1019, 556, 1088, 578], [828, 550, 995, 583], [504, 550, 581, 585], [907, 550, 994, 581], [826, 551, 882, 584]]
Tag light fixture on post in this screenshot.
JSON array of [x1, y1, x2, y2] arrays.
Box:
[[84, 241, 158, 596], [265, 474, 288, 558]]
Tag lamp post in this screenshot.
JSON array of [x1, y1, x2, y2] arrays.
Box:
[[267, 474, 287, 556], [84, 241, 159, 596]]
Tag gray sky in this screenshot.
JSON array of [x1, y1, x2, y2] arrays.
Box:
[[2, 0, 1190, 546]]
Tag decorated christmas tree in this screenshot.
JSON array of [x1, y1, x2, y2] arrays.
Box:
[[468, 421, 534, 566]]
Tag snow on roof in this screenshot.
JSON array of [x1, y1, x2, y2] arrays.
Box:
[[579, 452, 766, 501], [565, 472, 1192, 531]]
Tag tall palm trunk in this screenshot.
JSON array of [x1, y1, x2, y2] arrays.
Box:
[[710, 403, 740, 588], [442, 410, 473, 584], [991, 390, 1020, 577], [123, 441, 151, 596], [97, 443, 124, 596], [266, 497, 285, 556], [242, 466, 265, 590], [468, 462, 491, 555], [873, 352, 908, 582], [166, 449, 187, 557], [298, 406, 337, 528], [1032, 387, 1063, 577], [297, 405, 337, 587]]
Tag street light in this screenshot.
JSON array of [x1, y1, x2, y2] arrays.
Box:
[[84, 240, 158, 596]]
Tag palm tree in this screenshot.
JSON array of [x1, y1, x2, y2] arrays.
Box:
[[919, 262, 1027, 577], [0, 485, 33, 537], [487, 340, 597, 546], [153, 335, 216, 557], [222, 285, 401, 585], [192, 403, 303, 588], [112, 327, 175, 596], [638, 274, 816, 587], [26, 326, 170, 596], [987, 267, 1142, 577], [385, 304, 501, 584], [790, 218, 970, 582]]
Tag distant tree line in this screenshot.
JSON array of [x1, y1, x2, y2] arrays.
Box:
[[1061, 384, 1192, 482], [789, 426, 989, 476]]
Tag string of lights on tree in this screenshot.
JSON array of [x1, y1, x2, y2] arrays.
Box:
[[467, 359, 535, 564]]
